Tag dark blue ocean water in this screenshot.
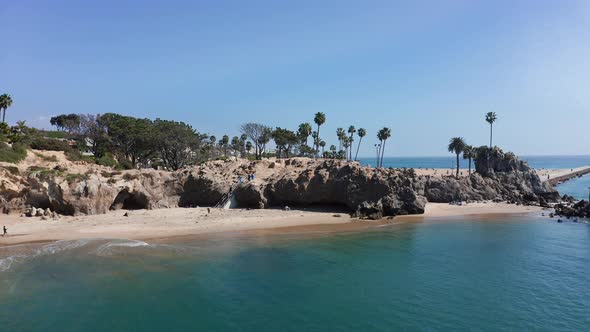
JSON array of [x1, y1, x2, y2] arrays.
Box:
[[1, 216, 589, 331], [358, 155, 590, 169]]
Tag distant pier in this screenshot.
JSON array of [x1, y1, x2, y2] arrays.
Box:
[[541, 166, 590, 186]]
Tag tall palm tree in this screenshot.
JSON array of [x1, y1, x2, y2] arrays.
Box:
[[448, 137, 466, 177], [375, 143, 381, 167], [354, 128, 366, 161], [319, 140, 326, 154], [0, 94, 13, 124], [485, 112, 497, 148], [313, 112, 326, 157], [463, 145, 475, 175], [240, 134, 248, 155], [245, 141, 253, 157], [336, 127, 345, 151], [221, 135, 230, 156], [377, 127, 391, 168], [342, 137, 351, 160], [297, 123, 312, 145], [347, 126, 356, 161]]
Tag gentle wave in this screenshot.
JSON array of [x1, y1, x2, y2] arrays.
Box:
[[0, 238, 153, 272], [94, 239, 150, 256]]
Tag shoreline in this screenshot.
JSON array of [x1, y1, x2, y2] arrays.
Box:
[[0, 203, 545, 247]]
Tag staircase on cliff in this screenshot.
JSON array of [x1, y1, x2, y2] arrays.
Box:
[[214, 183, 239, 209]]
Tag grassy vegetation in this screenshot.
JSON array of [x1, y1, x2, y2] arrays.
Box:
[[30, 137, 72, 151], [39, 130, 72, 139], [0, 143, 27, 163], [97, 153, 117, 167], [65, 173, 89, 184], [34, 152, 59, 162]]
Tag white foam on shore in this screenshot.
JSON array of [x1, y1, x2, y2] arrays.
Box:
[[0, 239, 96, 272], [94, 239, 149, 256], [0, 238, 152, 271]]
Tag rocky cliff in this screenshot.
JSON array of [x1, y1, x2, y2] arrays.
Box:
[[0, 148, 559, 219]]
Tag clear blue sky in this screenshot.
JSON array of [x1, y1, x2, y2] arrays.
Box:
[[2, 0, 589, 156]]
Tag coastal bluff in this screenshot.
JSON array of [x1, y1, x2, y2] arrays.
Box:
[[0, 149, 559, 219]]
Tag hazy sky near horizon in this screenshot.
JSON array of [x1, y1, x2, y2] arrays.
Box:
[[2, 0, 589, 156]]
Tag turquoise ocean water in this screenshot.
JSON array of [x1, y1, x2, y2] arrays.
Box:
[[0, 216, 589, 331]]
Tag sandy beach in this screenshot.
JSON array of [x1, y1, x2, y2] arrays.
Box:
[[0, 202, 545, 246]]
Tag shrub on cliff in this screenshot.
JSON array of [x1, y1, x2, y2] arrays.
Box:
[[30, 137, 72, 152], [97, 153, 118, 168], [0, 142, 27, 163]]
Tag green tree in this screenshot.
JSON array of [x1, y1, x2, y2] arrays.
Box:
[[347, 125, 356, 161], [313, 112, 326, 157], [329, 144, 337, 158], [50, 114, 81, 133], [463, 145, 475, 175], [297, 123, 312, 146], [153, 119, 203, 170], [239, 134, 248, 155], [241, 123, 272, 160], [100, 113, 155, 167], [319, 140, 326, 154], [220, 135, 230, 156], [260, 127, 272, 158], [0, 94, 13, 124], [448, 137, 466, 177], [485, 112, 497, 148], [231, 136, 241, 156], [79, 114, 109, 159], [245, 141, 253, 157], [272, 127, 298, 158], [377, 127, 391, 168], [354, 128, 366, 161]]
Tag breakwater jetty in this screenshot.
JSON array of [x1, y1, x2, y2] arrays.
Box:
[[545, 166, 590, 186]]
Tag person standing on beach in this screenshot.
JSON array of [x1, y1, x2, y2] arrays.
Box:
[[2, 226, 6, 237]]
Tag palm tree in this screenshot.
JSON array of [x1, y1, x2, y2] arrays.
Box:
[[240, 134, 248, 154], [297, 123, 312, 145], [463, 145, 475, 175], [0, 94, 13, 124], [319, 140, 326, 154], [354, 128, 366, 161], [329, 145, 337, 158], [336, 127, 345, 151], [374, 143, 381, 167], [245, 141, 253, 157], [448, 137, 466, 177], [313, 112, 326, 157], [221, 135, 230, 156], [485, 112, 497, 148], [377, 127, 391, 168], [347, 126, 356, 161]]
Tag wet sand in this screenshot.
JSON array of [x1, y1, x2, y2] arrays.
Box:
[[0, 202, 545, 247]]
